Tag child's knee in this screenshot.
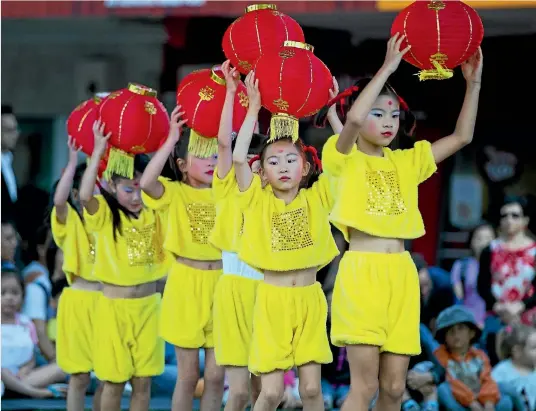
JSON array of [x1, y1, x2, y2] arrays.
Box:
[[203, 364, 224, 386], [228, 386, 250, 405], [298, 379, 321, 400], [130, 376, 151, 395], [69, 373, 91, 390], [262, 384, 285, 406], [351, 376, 379, 401], [378, 374, 405, 401]]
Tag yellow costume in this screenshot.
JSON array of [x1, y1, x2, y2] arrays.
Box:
[[237, 174, 338, 375], [323, 134, 437, 355], [51, 204, 100, 374], [142, 177, 221, 349], [209, 166, 263, 367], [83, 195, 170, 382]]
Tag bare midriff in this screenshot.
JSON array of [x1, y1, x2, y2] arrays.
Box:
[[263, 267, 318, 287], [71, 276, 102, 291], [176, 256, 222, 271], [102, 281, 158, 299], [348, 228, 405, 254]]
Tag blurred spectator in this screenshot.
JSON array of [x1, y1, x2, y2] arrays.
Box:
[[1, 218, 19, 269], [492, 324, 536, 410], [322, 320, 350, 409], [1, 268, 66, 399], [451, 222, 495, 327], [1, 104, 20, 223], [478, 197, 536, 363], [21, 225, 56, 362]]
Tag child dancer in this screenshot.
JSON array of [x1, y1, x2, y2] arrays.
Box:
[[322, 34, 483, 411], [209, 61, 265, 411], [51, 136, 102, 411], [232, 71, 336, 411], [140, 109, 224, 411], [80, 121, 170, 411]]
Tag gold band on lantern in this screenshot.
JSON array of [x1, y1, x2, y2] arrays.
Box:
[[128, 83, 158, 97], [283, 41, 314, 52], [210, 68, 226, 87], [245, 4, 276, 13]]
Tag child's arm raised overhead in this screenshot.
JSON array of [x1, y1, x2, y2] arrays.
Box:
[[140, 106, 187, 199], [79, 120, 110, 215], [53, 136, 80, 223], [336, 33, 410, 154], [217, 60, 240, 180], [232, 71, 261, 192], [431, 48, 483, 164], [326, 77, 343, 135]]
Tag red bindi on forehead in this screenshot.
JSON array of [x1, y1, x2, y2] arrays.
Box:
[[277, 149, 284, 153], [132, 182, 140, 188], [388, 100, 393, 106]]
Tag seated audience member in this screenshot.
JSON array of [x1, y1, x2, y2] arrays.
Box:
[[434, 306, 512, 411], [492, 324, 536, 411], [1, 269, 66, 398], [450, 223, 495, 327], [406, 361, 440, 411], [1, 218, 19, 268]]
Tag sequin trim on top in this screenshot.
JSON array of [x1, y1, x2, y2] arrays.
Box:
[[365, 170, 407, 216], [271, 208, 314, 252], [187, 203, 217, 245], [125, 223, 163, 266]]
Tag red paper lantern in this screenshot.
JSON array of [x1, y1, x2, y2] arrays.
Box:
[[222, 4, 305, 75], [99, 83, 170, 178], [255, 41, 332, 141], [67, 96, 106, 156], [391, 0, 483, 80], [176, 67, 249, 157]]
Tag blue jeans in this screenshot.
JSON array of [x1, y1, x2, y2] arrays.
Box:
[[152, 349, 206, 396], [321, 380, 350, 409], [438, 382, 513, 411]]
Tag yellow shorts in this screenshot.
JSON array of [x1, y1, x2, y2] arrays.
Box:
[[56, 288, 100, 374], [93, 293, 164, 383], [160, 262, 222, 349], [213, 275, 260, 367], [331, 251, 421, 355], [249, 282, 332, 375]]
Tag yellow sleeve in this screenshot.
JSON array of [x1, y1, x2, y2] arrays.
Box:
[[399, 140, 437, 184], [142, 177, 178, 211], [83, 195, 110, 232], [50, 204, 75, 249], [321, 134, 358, 177], [213, 166, 238, 202], [307, 174, 334, 211], [236, 174, 263, 209]]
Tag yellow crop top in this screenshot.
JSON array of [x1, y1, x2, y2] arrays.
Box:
[[236, 174, 339, 272], [50, 204, 97, 284], [141, 177, 221, 261], [208, 166, 248, 253], [322, 134, 437, 242], [83, 195, 171, 286]]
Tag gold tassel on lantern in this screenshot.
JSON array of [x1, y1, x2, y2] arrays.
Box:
[[187, 129, 218, 158], [269, 113, 299, 143], [417, 53, 454, 81], [104, 147, 134, 180]]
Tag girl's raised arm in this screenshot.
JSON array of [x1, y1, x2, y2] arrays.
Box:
[[217, 60, 240, 179], [337, 34, 410, 154], [326, 77, 343, 135], [431, 48, 482, 164], [79, 120, 110, 215], [140, 106, 187, 199], [53, 136, 80, 224], [232, 71, 260, 192]]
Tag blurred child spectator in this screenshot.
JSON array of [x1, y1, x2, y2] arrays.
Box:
[[21, 224, 55, 362], [451, 222, 495, 327], [1, 269, 66, 399], [434, 306, 512, 411], [1, 218, 19, 269], [492, 324, 536, 410]]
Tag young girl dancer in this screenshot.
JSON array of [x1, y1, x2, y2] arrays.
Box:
[[209, 60, 265, 411], [140, 108, 225, 411], [80, 121, 170, 411], [323, 34, 483, 411], [51, 136, 102, 411], [233, 71, 337, 411]]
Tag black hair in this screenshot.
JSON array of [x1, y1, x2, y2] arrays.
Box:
[[501, 195, 529, 217], [410, 252, 428, 272], [258, 137, 321, 189], [498, 324, 535, 360], [24, 224, 50, 263], [1, 267, 24, 297], [232, 132, 268, 155], [1, 104, 14, 116], [47, 163, 87, 228], [46, 240, 59, 279], [466, 221, 495, 256], [101, 154, 150, 241], [314, 77, 416, 150]]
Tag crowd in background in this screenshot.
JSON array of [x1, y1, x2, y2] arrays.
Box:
[[2, 103, 535, 410]]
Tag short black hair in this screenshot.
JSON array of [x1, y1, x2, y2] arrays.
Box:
[[1, 105, 14, 116]]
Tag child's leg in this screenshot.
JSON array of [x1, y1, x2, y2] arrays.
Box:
[[21, 363, 67, 387], [225, 366, 251, 411], [297, 363, 323, 411], [129, 376, 151, 411], [437, 382, 468, 411], [342, 345, 380, 411], [101, 381, 126, 411], [200, 348, 225, 411], [92, 382, 103, 411], [173, 347, 200, 411], [67, 372, 91, 411], [373, 353, 410, 411], [251, 374, 261, 407], [253, 371, 285, 411]]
